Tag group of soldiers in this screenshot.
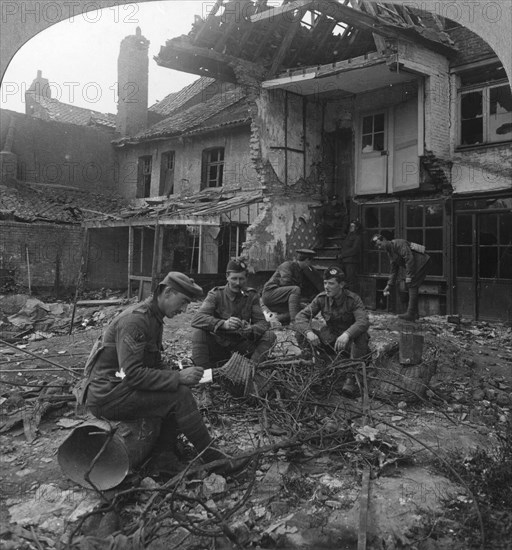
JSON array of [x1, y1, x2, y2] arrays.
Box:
[[79, 232, 430, 476]]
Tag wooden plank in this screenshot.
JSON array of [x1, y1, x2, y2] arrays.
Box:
[[251, 0, 313, 23], [357, 467, 371, 550], [76, 299, 125, 306], [151, 223, 160, 291]]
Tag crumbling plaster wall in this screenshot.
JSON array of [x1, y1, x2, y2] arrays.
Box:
[[256, 88, 323, 189], [115, 126, 258, 198], [243, 198, 322, 271]]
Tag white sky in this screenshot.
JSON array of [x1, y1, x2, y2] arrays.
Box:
[[0, 1, 212, 115]]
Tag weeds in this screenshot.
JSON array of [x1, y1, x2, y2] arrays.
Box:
[[433, 421, 512, 549]]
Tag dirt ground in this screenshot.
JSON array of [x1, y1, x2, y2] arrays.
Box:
[[0, 298, 511, 549]]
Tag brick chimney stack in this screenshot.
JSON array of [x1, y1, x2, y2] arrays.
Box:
[[116, 27, 149, 137], [25, 70, 52, 116]]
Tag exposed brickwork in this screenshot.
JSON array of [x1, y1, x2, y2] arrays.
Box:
[[0, 222, 83, 290], [448, 26, 496, 66]]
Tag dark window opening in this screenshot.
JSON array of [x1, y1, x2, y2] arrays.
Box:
[[159, 151, 175, 196], [137, 155, 152, 198], [201, 147, 225, 189], [363, 204, 396, 275]]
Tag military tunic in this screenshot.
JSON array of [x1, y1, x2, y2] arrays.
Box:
[[191, 285, 275, 368], [295, 288, 370, 358], [383, 239, 430, 288]]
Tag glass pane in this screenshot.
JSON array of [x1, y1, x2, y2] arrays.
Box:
[[219, 149, 224, 161], [425, 228, 443, 250], [499, 247, 512, 279], [461, 118, 483, 145], [407, 229, 423, 244], [367, 251, 379, 273], [479, 214, 498, 245], [374, 132, 384, 151], [362, 134, 373, 150], [490, 85, 512, 115], [456, 215, 472, 244], [362, 116, 373, 134], [406, 205, 423, 227], [429, 252, 443, 276], [381, 253, 390, 273], [365, 208, 379, 228], [500, 213, 512, 245], [489, 85, 512, 141], [425, 204, 443, 226], [461, 91, 482, 119], [374, 113, 385, 132], [381, 207, 395, 228], [456, 247, 472, 277], [479, 247, 498, 278]]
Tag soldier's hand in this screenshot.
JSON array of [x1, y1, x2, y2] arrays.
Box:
[[335, 333, 350, 352], [179, 367, 204, 386], [306, 331, 320, 346], [224, 317, 243, 330], [405, 277, 412, 284], [383, 285, 391, 297]]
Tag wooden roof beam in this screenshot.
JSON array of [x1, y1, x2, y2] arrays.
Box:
[[268, 7, 306, 76]]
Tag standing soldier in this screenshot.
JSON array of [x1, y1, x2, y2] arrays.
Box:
[[371, 234, 431, 322], [262, 249, 323, 325], [191, 258, 276, 369]]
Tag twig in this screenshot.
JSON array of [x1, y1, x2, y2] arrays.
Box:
[[0, 339, 81, 378]]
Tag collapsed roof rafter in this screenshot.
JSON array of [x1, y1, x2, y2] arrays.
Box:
[[155, 0, 455, 84]]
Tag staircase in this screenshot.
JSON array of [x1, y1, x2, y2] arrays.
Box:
[[313, 226, 345, 271]]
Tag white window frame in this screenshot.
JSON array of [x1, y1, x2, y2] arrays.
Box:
[[459, 79, 512, 146]]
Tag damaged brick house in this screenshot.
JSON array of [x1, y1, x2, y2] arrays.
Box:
[[145, 0, 511, 321]]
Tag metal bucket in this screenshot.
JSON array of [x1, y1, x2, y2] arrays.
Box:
[[58, 417, 161, 490]]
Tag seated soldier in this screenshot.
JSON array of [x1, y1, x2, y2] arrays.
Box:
[[191, 258, 276, 369], [83, 272, 247, 475], [262, 249, 323, 325], [294, 266, 370, 396]]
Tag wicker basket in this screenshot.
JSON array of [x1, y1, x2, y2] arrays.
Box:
[[216, 352, 274, 398]]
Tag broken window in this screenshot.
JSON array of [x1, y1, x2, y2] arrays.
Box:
[[361, 113, 385, 153], [201, 147, 224, 189], [159, 151, 175, 196], [137, 155, 152, 198], [459, 65, 512, 146]]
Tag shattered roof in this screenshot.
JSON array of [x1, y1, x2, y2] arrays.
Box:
[[27, 95, 117, 129], [0, 181, 127, 224], [115, 86, 249, 145], [87, 187, 265, 226], [149, 76, 217, 116], [155, 0, 455, 82]]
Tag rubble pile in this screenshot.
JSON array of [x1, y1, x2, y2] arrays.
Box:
[[0, 311, 511, 549]]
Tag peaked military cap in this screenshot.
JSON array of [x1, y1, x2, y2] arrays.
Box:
[[296, 249, 316, 260], [226, 258, 248, 273], [158, 272, 203, 300], [323, 265, 345, 280]]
